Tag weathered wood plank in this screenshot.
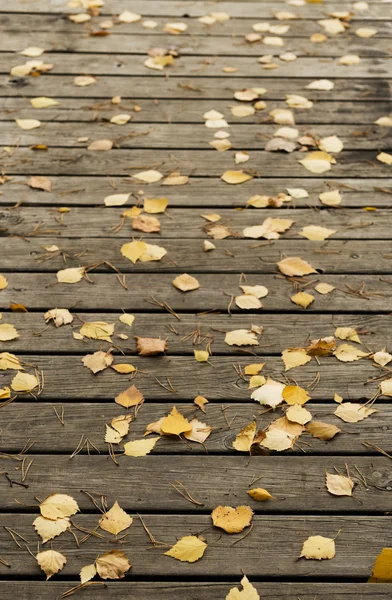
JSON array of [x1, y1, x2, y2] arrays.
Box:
[[3, 52, 392, 77], [1, 13, 390, 36], [2, 122, 390, 150], [1, 455, 391, 512], [0, 176, 389, 207], [1, 401, 391, 454], [3, 238, 392, 275], [1, 273, 391, 312], [0, 514, 390, 577], [2, 32, 392, 57], [2, 207, 390, 240], [5, 0, 390, 18], [0, 354, 385, 400], [2, 148, 389, 177], [3, 78, 390, 101], [0, 583, 390, 600], [0, 313, 390, 355]]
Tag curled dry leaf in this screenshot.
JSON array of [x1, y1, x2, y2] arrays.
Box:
[[211, 505, 254, 534], [326, 472, 354, 496], [82, 350, 114, 374], [164, 536, 207, 562], [44, 308, 73, 327], [36, 550, 67, 580], [194, 395, 208, 412], [95, 550, 131, 579], [136, 337, 167, 356]]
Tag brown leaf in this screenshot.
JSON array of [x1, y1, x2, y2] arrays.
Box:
[[136, 337, 167, 356]]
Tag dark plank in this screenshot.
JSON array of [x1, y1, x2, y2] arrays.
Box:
[[0, 176, 389, 207], [0, 514, 390, 577], [2, 79, 390, 102], [0, 354, 384, 400], [2, 122, 390, 150], [3, 238, 392, 275], [2, 207, 391, 240], [1, 313, 390, 355], [2, 32, 392, 57], [5, 0, 390, 18], [1, 273, 391, 312], [1, 401, 391, 454], [1, 455, 391, 513], [2, 149, 390, 177], [3, 52, 392, 77], [0, 583, 390, 600], [1, 13, 390, 36]]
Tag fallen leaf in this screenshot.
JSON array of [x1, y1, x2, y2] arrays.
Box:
[[194, 395, 208, 412], [260, 428, 296, 451], [221, 171, 253, 185], [211, 505, 253, 534], [11, 371, 38, 392], [115, 385, 144, 408], [88, 139, 113, 151], [95, 550, 131, 579], [251, 378, 285, 408], [306, 79, 334, 91], [277, 256, 317, 277], [299, 151, 335, 174], [335, 402, 376, 423], [232, 421, 257, 452], [235, 295, 262, 310], [247, 488, 273, 502], [79, 321, 114, 342], [306, 421, 341, 440], [326, 472, 354, 496], [28, 176, 52, 192], [123, 436, 160, 457], [82, 350, 114, 374], [225, 330, 259, 346], [184, 418, 212, 443], [334, 327, 361, 343], [0, 352, 23, 370], [104, 193, 130, 206], [74, 75, 97, 86], [315, 283, 335, 294], [194, 349, 209, 363], [290, 292, 315, 309], [133, 170, 163, 183], [37, 550, 67, 580], [161, 406, 192, 436], [44, 308, 73, 327], [333, 344, 368, 362], [368, 548, 392, 582], [300, 535, 335, 560], [119, 313, 135, 327], [0, 324, 19, 341], [377, 152, 392, 166], [226, 575, 260, 600], [165, 536, 207, 562], [121, 240, 147, 264], [283, 385, 311, 405], [118, 10, 141, 23], [99, 502, 133, 535], [16, 118, 41, 130], [0, 275, 8, 291], [144, 197, 168, 213], [299, 225, 336, 240], [33, 515, 71, 543], [286, 404, 312, 425], [172, 274, 200, 292], [56, 267, 85, 284], [339, 54, 361, 66], [80, 563, 97, 584], [136, 337, 167, 356], [282, 348, 312, 371]]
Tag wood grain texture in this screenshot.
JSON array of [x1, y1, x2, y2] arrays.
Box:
[[3, 79, 390, 101], [3, 238, 392, 275], [1, 401, 391, 454], [1, 455, 391, 512], [1, 272, 392, 312], [2, 148, 390, 177], [0, 354, 384, 400], [2, 32, 392, 57], [2, 207, 392, 240], [0, 313, 390, 354], [0, 176, 389, 207], [0, 583, 390, 600], [3, 52, 392, 78], [0, 514, 390, 577], [2, 122, 390, 150], [5, 0, 390, 18]]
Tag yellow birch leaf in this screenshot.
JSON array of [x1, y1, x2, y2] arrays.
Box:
[[121, 240, 147, 264], [211, 505, 254, 533], [240, 285, 268, 299], [139, 243, 167, 262], [184, 418, 212, 443], [0, 387, 11, 399], [115, 385, 144, 408], [123, 436, 160, 457], [232, 421, 256, 452], [88, 139, 113, 151], [315, 282, 335, 295], [226, 575, 260, 600], [286, 404, 312, 425], [82, 350, 113, 374], [251, 379, 285, 408], [44, 308, 73, 327], [133, 170, 163, 183], [119, 313, 135, 327], [112, 364, 136, 374], [299, 225, 336, 240], [335, 402, 376, 423], [326, 472, 354, 496], [300, 535, 335, 560], [99, 502, 133, 535], [259, 428, 296, 451], [161, 406, 192, 436], [225, 330, 259, 346], [247, 488, 273, 502], [248, 375, 266, 389], [334, 393, 343, 403], [235, 295, 262, 310], [56, 266, 85, 284], [20, 46, 45, 57], [283, 385, 310, 405], [0, 352, 23, 370], [299, 151, 334, 174], [221, 171, 253, 184], [105, 425, 122, 444], [281, 348, 311, 371], [319, 190, 342, 206], [79, 321, 114, 342], [95, 550, 131, 579], [0, 324, 19, 341], [0, 275, 8, 290], [194, 349, 209, 362], [334, 327, 361, 343], [290, 291, 314, 309], [30, 97, 59, 108], [333, 344, 368, 362], [104, 193, 130, 206], [110, 114, 131, 125], [15, 118, 41, 130], [306, 421, 340, 440], [277, 256, 317, 277], [164, 536, 207, 563], [33, 515, 71, 543], [11, 371, 38, 392], [144, 197, 168, 213], [368, 548, 392, 582], [173, 274, 200, 292], [40, 493, 79, 520], [380, 378, 392, 396], [37, 550, 67, 580], [80, 563, 97, 584], [244, 363, 264, 375], [194, 395, 208, 412]]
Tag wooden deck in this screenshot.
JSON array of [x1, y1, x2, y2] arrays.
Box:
[[0, 0, 392, 596]]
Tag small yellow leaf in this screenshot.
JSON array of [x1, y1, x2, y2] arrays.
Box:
[[123, 436, 160, 457], [33, 515, 70, 543], [286, 404, 312, 425], [79, 321, 114, 342], [299, 151, 334, 174], [40, 493, 79, 520], [306, 421, 340, 441], [226, 575, 260, 600], [232, 421, 256, 452], [133, 170, 163, 183], [225, 330, 259, 346], [251, 378, 285, 408], [161, 406, 192, 436], [283, 385, 310, 405], [11, 371, 38, 392], [194, 395, 208, 412], [74, 75, 97, 87], [277, 257, 317, 277], [56, 267, 85, 284], [80, 563, 97, 584], [0, 352, 23, 370], [211, 505, 253, 534], [119, 313, 135, 327], [30, 97, 59, 109], [104, 193, 130, 206], [247, 488, 273, 502], [244, 363, 264, 375], [115, 385, 144, 408], [144, 197, 168, 213], [194, 349, 209, 363], [95, 550, 131, 580], [37, 550, 67, 580], [0, 324, 19, 341], [335, 402, 376, 423], [221, 171, 253, 184], [173, 274, 200, 292], [16, 118, 41, 130], [300, 535, 335, 560], [368, 548, 392, 582], [20, 46, 45, 57], [282, 348, 311, 371], [82, 350, 113, 374], [333, 344, 368, 362], [112, 364, 136, 374], [315, 283, 335, 295], [99, 501, 133, 535], [299, 225, 336, 240], [0, 275, 8, 291], [164, 536, 207, 563], [290, 292, 315, 309], [326, 472, 354, 496], [110, 114, 131, 125]]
